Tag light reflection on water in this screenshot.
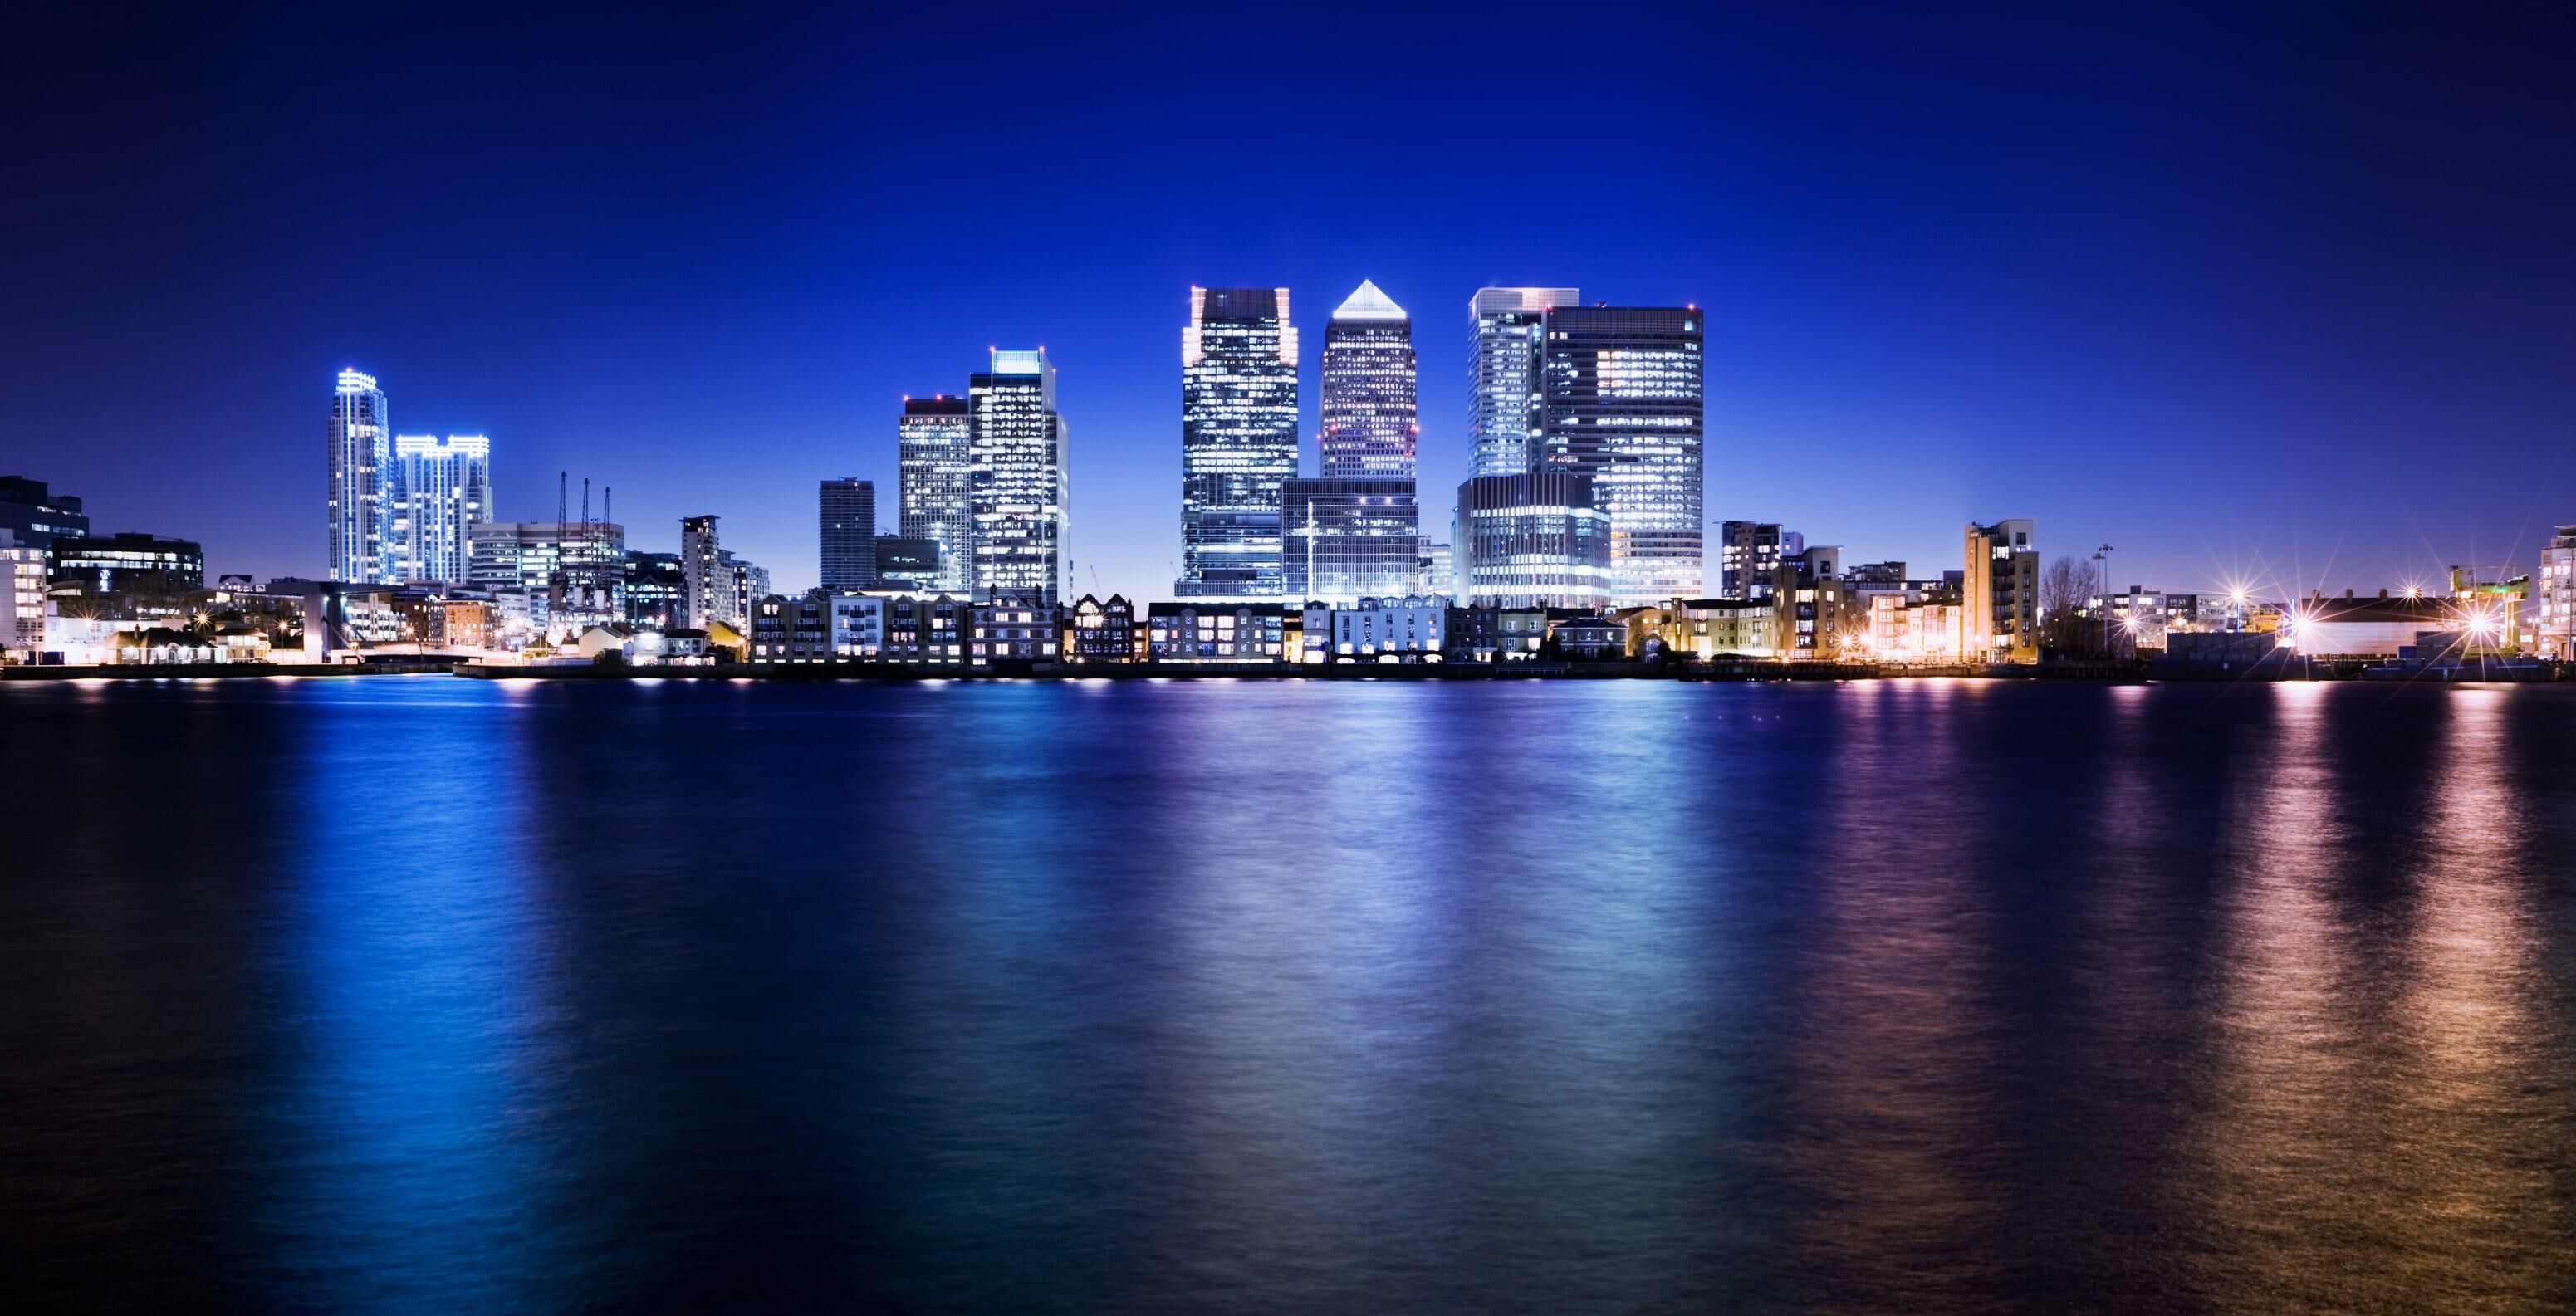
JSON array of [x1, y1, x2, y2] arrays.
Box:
[[2, 677, 2573, 1314]]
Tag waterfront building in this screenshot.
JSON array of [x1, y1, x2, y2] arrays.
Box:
[[1861, 593, 1965, 663], [1281, 477, 1420, 604], [1468, 287, 1579, 478], [1547, 614, 1630, 660], [882, 594, 968, 664], [1769, 545, 1844, 658], [898, 395, 973, 594], [2288, 590, 2462, 658], [1719, 521, 1785, 599], [2539, 525, 2576, 659], [820, 478, 877, 590], [1178, 286, 1298, 597], [1534, 306, 1705, 605], [680, 515, 726, 629], [828, 593, 886, 658], [467, 521, 627, 638], [2084, 586, 2206, 648], [624, 551, 683, 629], [46, 533, 205, 595], [389, 592, 492, 650], [0, 476, 89, 549], [1145, 601, 1289, 663], [971, 596, 1059, 663], [388, 433, 492, 585], [1442, 602, 1549, 663], [1320, 281, 1417, 479], [750, 590, 834, 663], [1454, 472, 1614, 609], [2, 530, 45, 658], [1637, 598, 1778, 659], [1962, 519, 2039, 662], [1064, 594, 1142, 663], [327, 368, 393, 583], [874, 536, 942, 593], [1418, 539, 1452, 598], [1302, 595, 1448, 663], [969, 350, 1067, 606]]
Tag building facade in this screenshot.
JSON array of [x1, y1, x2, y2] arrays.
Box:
[[1282, 477, 1421, 604], [2, 531, 47, 657], [750, 590, 834, 663], [1320, 280, 1417, 479], [880, 594, 968, 664], [1535, 306, 1705, 605], [680, 515, 725, 629], [828, 593, 886, 658], [327, 368, 392, 583], [873, 536, 943, 592], [467, 521, 627, 638], [1303, 595, 1447, 663], [898, 395, 973, 593], [2539, 525, 2576, 660], [820, 478, 877, 591], [1146, 602, 1289, 663], [1064, 594, 1142, 663], [46, 533, 205, 594], [970, 350, 1067, 605], [388, 433, 492, 585], [624, 551, 683, 629], [1719, 521, 1785, 600], [0, 476, 89, 549], [1177, 286, 1298, 597], [970, 597, 1060, 663], [1454, 472, 1614, 609], [1962, 519, 2039, 662], [1468, 287, 1579, 478]]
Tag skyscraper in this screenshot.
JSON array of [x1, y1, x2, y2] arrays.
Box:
[[1320, 280, 1416, 479], [898, 395, 973, 593], [1177, 286, 1298, 598], [1534, 306, 1704, 604], [327, 368, 391, 583], [1467, 287, 1578, 479], [389, 433, 492, 585], [820, 477, 877, 590], [969, 350, 1066, 606], [1454, 472, 1614, 609]]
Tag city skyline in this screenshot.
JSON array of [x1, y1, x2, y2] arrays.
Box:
[[6, 7, 2572, 604]]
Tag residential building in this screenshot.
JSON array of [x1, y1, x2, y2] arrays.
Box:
[[1303, 595, 1448, 663], [1534, 305, 1705, 604], [898, 395, 973, 593], [1282, 477, 1420, 604], [829, 593, 887, 658], [680, 515, 726, 629], [2, 530, 46, 657], [969, 350, 1068, 605], [873, 536, 943, 592], [2085, 586, 2206, 648], [1719, 521, 1785, 599], [1063, 594, 1143, 663], [1177, 286, 1297, 597], [971, 596, 1059, 663], [1444, 602, 1549, 663], [0, 476, 89, 549], [1770, 545, 1845, 658], [46, 533, 204, 594], [1962, 519, 2039, 662], [388, 433, 492, 585], [1548, 614, 1630, 660], [2539, 525, 2576, 659], [1468, 287, 1579, 478], [820, 478, 877, 590], [1637, 598, 1777, 659], [882, 594, 969, 664], [750, 590, 834, 663], [1454, 472, 1614, 608], [327, 368, 392, 583], [1146, 601, 1289, 663], [624, 551, 683, 629]]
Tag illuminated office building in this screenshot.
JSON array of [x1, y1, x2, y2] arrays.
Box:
[[389, 433, 492, 585], [969, 350, 1066, 606], [898, 395, 972, 593], [1282, 477, 1419, 604], [624, 551, 683, 629], [327, 368, 392, 583], [1320, 280, 1417, 479], [1534, 305, 1704, 604], [46, 533, 206, 594], [820, 477, 877, 590], [1468, 287, 1578, 478], [1453, 472, 1613, 609], [1177, 286, 1298, 597], [0, 476, 89, 549], [468, 521, 627, 635]]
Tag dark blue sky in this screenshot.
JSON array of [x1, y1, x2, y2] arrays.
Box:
[[5, 2, 2570, 600]]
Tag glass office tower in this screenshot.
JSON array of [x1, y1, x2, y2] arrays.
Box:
[[898, 395, 973, 594], [1454, 472, 1614, 608], [328, 368, 392, 583], [969, 350, 1066, 606], [1281, 477, 1420, 603], [1319, 280, 1416, 479], [1176, 286, 1298, 597], [1467, 287, 1578, 479], [820, 477, 877, 590], [389, 433, 492, 585], [1535, 305, 1704, 604]]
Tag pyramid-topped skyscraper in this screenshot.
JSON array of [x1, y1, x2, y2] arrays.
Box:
[[1320, 279, 1418, 480]]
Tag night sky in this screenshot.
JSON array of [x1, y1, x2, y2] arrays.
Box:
[[5, 2, 2570, 601]]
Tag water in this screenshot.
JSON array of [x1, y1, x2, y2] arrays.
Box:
[[5, 676, 2574, 1314]]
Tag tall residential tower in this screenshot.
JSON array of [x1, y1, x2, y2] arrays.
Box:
[[1177, 286, 1298, 598], [819, 478, 877, 590], [389, 433, 492, 585], [327, 369, 392, 583]]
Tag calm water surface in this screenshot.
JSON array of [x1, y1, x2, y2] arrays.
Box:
[[5, 676, 2574, 1314]]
